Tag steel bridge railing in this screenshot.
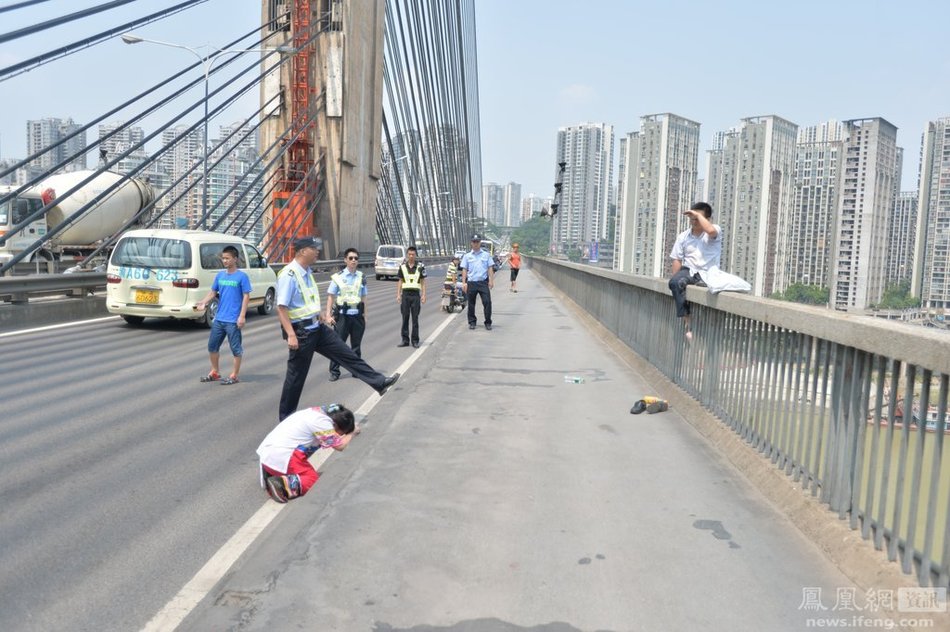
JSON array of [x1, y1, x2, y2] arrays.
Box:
[[0, 254, 451, 305], [530, 257, 950, 589]]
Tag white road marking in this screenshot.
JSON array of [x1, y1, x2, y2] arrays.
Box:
[[141, 308, 461, 632], [0, 316, 118, 338]]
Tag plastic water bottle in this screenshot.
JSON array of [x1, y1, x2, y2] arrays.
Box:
[[563, 375, 584, 384]]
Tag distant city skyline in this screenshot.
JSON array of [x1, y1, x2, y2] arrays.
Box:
[[3, 1, 948, 213], [475, 0, 949, 203]]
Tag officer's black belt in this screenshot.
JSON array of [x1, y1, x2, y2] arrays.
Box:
[[292, 316, 320, 327]]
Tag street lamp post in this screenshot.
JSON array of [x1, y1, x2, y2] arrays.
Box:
[[121, 34, 290, 229]]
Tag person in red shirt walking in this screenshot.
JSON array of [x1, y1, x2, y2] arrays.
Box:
[[507, 243, 522, 293]]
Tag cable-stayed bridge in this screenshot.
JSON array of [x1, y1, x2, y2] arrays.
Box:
[[0, 0, 479, 272]]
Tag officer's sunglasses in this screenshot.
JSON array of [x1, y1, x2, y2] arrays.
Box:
[[346, 255, 359, 261]]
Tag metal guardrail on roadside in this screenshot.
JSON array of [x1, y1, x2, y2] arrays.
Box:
[[0, 272, 106, 304], [0, 256, 448, 305], [529, 256, 950, 589]]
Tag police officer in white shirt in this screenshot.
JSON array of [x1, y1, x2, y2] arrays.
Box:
[[460, 234, 495, 330], [276, 237, 398, 421]]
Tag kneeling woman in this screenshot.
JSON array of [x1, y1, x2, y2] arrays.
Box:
[[257, 403, 357, 503]]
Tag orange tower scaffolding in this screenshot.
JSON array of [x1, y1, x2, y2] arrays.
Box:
[[268, 0, 318, 262]]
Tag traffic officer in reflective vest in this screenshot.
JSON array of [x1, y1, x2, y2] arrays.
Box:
[[325, 247, 367, 382], [396, 245, 426, 348], [276, 237, 398, 421]]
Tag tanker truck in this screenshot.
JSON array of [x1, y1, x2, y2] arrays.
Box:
[[0, 170, 154, 268]]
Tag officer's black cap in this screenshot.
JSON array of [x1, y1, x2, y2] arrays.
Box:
[[293, 236, 321, 251]]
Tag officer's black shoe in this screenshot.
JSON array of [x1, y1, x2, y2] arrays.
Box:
[[485, 324, 492, 331], [377, 373, 400, 395], [469, 324, 476, 330], [397, 341, 410, 347], [328, 373, 340, 382], [412, 342, 420, 348]]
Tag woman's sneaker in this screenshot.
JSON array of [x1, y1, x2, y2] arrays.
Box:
[[265, 476, 290, 503], [265, 474, 301, 503]]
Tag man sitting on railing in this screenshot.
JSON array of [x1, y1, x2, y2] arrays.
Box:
[[668, 202, 751, 342], [668, 203, 716, 341]]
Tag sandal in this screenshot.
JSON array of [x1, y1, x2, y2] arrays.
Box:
[[200, 371, 220, 383], [220, 376, 240, 385]]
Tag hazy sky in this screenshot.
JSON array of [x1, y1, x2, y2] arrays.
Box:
[[2, 0, 948, 201], [0, 0, 263, 164], [476, 0, 950, 198]]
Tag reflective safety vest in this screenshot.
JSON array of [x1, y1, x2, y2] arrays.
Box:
[[331, 270, 363, 307], [279, 265, 320, 321], [400, 263, 422, 290], [445, 262, 458, 283]]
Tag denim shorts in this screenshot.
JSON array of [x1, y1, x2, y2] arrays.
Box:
[[208, 319, 243, 356]]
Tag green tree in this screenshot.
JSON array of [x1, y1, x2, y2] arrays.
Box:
[[771, 283, 829, 305], [510, 216, 552, 256], [877, 280, 920, 309]]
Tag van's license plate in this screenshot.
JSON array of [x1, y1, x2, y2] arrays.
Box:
[[135, 289, 159, 304]]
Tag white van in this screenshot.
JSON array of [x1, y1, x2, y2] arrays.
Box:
[[374, 244, 406, 280], [106, 229, 278, 326]]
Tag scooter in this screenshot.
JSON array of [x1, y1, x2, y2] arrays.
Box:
[[441, 282, 467, 313]]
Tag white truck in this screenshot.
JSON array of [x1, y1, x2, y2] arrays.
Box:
[[0, 170, 154, 268]]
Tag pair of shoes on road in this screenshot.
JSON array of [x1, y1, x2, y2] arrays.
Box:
[[397, 341, 410, 347], [220, 375, 239, 385], [630, 396, 669, 415], [200, 371, 221, 383], [328, 373, 340, 382], [377, 372, 400, 396], [485, 324, 492, 331]]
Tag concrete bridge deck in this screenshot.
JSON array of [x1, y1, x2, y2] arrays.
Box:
[[177, 268, 897, 631]]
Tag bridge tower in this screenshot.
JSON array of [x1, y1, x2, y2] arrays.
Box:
[[260, 0, 385, 260]]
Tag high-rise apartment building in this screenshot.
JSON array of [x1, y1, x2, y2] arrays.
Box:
[[913, 117, 950, 311], [98, 121, 154, 177], [160, 124, 203, 226], [787, 120, 844, 290], [553, 123, 614, 256], [615, 113, 700, 275], [706, 115, 798, 296], [886, 191, 917, 286], [481, 182, 505, 226], [99, 121, 169, 221], [98, 121, 145, 160], [612, 135, 629, 269], [830, 118, 899, 311], [423, 124, 469, 247], [206, 122, 266, 242], [27, 117, 87, 172], [521, 193, 544, 223], [503, 182, 522, 227], [383, 130, 423, 244]]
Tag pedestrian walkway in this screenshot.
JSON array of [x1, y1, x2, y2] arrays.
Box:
[[183, 268, 868, 632]]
